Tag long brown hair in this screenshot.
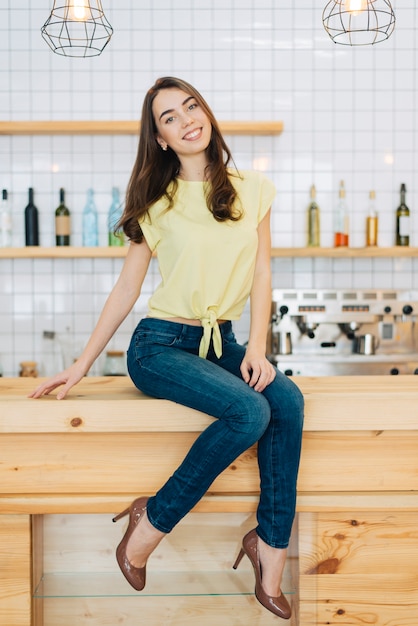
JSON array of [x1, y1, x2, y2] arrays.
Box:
[[120, 77, 241, 243]]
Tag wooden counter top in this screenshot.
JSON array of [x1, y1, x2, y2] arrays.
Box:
[[1, 375, 418, 433], [1, 374, 417, 514]]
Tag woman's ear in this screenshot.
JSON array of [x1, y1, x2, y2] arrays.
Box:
[[156, 137, 168, 151]]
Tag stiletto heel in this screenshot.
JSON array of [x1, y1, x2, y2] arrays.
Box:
[[112, 507, 129, 523], [232, 547, 245, 570], [112, 496, 149, 591], [233, 528, 291, 620]]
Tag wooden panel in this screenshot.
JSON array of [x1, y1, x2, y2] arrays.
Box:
[[300, 379, 418, 430], [0, 515, 31, 626], [299, 511, 418, 575], [0, 433, 259, 495], [1, 430, 417, 496], [42, 512, 255, 573], [298, 511, 418, 625], [39, 512, 297, 626], [299, 600, 418, 626], [298, 431, 418, 491], [0, 377, 214, 434], [0, 120, 283, 136], [300, 574, 418, 603], [43, 596, 296, 626], [2, 376, 418, 434], [0, 494, 260, 515], [31, 516, 44, 626], [296, 491, 418, 512]]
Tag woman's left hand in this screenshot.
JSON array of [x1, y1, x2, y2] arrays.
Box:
[[240, 349, 276, 392]]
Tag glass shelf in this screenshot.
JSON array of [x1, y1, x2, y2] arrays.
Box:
[[34, 568, 296, 599]]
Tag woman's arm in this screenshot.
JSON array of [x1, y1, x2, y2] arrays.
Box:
[[240, 209, 276, 392], [29, 240, 152, 399]]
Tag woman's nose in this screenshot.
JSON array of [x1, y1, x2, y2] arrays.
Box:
[[182, 115, 193, 127]]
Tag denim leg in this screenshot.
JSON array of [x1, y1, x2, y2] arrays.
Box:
[[212, 339, 304, 548], [255, 378, 304, 548], [127, 320, 272, 534]]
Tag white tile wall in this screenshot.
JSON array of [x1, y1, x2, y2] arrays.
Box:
[[1, 1, 418, 375]]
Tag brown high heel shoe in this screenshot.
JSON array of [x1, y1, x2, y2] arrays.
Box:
[[233, 529, 291, 620], [112, 496, 149, 591]]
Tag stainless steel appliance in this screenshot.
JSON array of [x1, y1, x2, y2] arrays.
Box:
[[269, 289, 418, 376]]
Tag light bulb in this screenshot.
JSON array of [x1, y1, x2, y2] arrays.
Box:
[[345, 0, 367, 16], [71, 1, 87, 21]]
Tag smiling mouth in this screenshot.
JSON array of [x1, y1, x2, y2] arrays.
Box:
[[183, 128, 202, 140]]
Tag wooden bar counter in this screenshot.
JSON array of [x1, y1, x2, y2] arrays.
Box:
[[1, 376, 418, 625]]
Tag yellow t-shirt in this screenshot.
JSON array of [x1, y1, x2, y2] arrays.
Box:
[[139, 169, 276, 358]]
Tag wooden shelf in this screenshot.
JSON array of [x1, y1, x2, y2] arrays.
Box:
[[0, 120, 283, 136], [0, 246, 127, 258], [271, 246, 418, 258], [0, 246, 416, 259]]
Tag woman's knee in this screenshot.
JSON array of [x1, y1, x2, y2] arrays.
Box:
[[225, 391, 271, 440], [267, 374, 304, 426]]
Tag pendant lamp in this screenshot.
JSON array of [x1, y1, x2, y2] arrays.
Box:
[[41, 1, 113, 58], [322, 0, 395, 46]]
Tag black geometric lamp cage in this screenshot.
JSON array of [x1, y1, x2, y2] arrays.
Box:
[[41, 1, 113, 58], [322, 0, 396, 46]]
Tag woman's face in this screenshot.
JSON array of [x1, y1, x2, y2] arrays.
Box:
[[152, 88, 212, 158]]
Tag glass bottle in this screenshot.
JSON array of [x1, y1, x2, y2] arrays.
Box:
[[19, 361, 38, 378], [108, 187, 124, 246], [25, 187, 39, 246], [307, 184, 320, 247], [0, 189, 12, 247], [366, 190, 378, 247], [55, 187, 71, 246], [396, 183, 410, 246], [334, 180, 349, 247], [82, 188, 99, 246], [103, 350, 127, 376]]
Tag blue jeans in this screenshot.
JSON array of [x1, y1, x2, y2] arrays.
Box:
[[127, 318, 304, 549]]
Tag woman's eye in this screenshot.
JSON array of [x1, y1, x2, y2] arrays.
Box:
[[165, 116, 175, 124], [188, 103, 198, 111]]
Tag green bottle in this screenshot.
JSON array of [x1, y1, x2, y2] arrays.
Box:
[[307, 184, 320, 247], [55, 188, 71, 246]]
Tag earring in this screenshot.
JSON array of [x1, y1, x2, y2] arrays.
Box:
[[160, 143, 168, 151]]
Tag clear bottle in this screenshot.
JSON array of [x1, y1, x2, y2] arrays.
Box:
[[25, 187, 39, 246], [366, 190, 378, 247], [334, 180, 349, 247], [396, 183, 410, 246], [40, 330, 61, 377], [0, 189, 12, 247], [55, 187, 71, 246], [82, 188, 99, 246], [307, 184, 320, 247], [108, 187, 124, 246], [103, 350, 127, 376]]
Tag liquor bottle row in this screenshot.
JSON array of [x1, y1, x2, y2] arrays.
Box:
[[0, 187, 125, 248], [307, 181, 411, 248], [1, 183, 412, 249]]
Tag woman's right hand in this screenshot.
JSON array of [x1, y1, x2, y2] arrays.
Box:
[[28, 361, 88, 400]]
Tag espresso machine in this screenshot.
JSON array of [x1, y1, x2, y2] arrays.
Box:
[[269, 289, 418, 376]]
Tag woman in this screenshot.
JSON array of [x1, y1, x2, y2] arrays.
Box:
[[30, 76, 304, 620]]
